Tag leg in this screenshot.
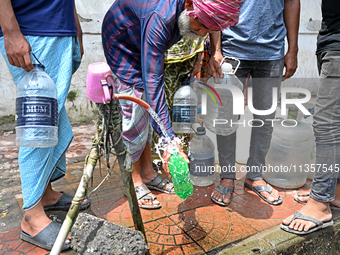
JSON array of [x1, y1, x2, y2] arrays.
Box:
[[282, 51, 340, 233], [140, 143, 174, 193], [210, 133, 237, 205], [244, 59, 284, 203], [211, 62, 252, 205], [131, 156, 161, 208]]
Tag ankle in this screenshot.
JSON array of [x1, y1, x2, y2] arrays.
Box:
[[41, 191, 62, 206], [220, 179, 234, 186]]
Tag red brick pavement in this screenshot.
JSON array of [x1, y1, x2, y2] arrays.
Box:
[[0, 125, 312, 255]]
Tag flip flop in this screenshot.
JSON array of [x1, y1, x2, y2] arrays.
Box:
[[244, 182, 282, 205], [21, 221, 71, 251], [330, 203, 340, 211], [145, 174, 175, 194], [43, 192, 91, 211], [134, 184, 162, 210], [210, 184, 234, 207], [294, 193, 309, 205], [280, 211, 333, 235]]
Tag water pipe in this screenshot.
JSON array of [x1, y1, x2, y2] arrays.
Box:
[[114, 94, 150, 110]]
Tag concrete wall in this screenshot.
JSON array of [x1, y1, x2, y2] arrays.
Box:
[[0, 0, 322, 122]]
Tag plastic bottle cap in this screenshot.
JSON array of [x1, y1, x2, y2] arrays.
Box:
[[196, 126, 206, 135], [33, 63, 45, 70], [221, 63, 233, 74]]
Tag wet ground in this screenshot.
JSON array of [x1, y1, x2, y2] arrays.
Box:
[[0, 124, 313, 255]]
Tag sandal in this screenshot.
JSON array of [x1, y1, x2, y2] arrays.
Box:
[[135, 184, 161, 209], [211, 184, 234, 207], [244, 182, 282, 205], [280, 211, 333, 235], [43, 192, 91, 211], [294, 193, 309, 205], [145, 174, 175, 194], [21, 221, 71, 251]]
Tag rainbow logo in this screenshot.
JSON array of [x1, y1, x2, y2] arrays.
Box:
[[196, 81, 223, 106]]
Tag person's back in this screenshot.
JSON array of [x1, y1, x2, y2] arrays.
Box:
[[221, 0, 286, 60]]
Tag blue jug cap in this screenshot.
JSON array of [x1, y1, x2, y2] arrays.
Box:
[[33, 63, 45, 70], [196, 127, 206, 135]]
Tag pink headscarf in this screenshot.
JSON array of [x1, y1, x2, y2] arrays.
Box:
[[186, 0, 244, 30]]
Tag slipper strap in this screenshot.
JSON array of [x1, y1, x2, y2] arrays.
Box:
[[291, 211, 323, 226], [135, 184, 153, 200], [252, 184, 273, 194], [147, 174, 169, 189], [215, 184, 234, 195]]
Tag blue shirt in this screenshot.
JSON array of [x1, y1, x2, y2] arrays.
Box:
[[102, 0, 185, 138], [221, 0, 286, 61], [0, 0, 76, 37]]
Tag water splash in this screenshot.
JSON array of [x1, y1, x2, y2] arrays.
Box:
[[146, 107, 187, 168]]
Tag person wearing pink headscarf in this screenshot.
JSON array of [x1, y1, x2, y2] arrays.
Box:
[[102, 0, 243, 209]]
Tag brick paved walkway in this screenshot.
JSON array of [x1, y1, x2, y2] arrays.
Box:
[[0, 124, 311, 255]]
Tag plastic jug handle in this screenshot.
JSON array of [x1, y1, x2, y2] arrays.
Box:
[[101, 79, 114, 104], [191, 122, 203, 135], [219, 56, 240, 73]]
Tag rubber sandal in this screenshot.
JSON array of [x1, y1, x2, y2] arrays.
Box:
[[280, 211, 333, 235], [43, 192, 91, 211], [21, 221, 71, 251], [330, 203, 340, 211], [134, 184, 161, 210], [210, 184, 234, 207], [294, 193, 309, 205], [244, 182, 282, 205], [145, 174, 175, 194]]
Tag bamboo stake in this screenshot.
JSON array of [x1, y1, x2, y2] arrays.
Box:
[[50, 100, 148, 254]]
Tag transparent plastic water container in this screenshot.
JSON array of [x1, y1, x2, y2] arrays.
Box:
[[263, 120, 314, 189], [172, 76, 197, 133], [189, 123, 215, 186], [16, 64, 58, 147], [204, 59, 243, 136]]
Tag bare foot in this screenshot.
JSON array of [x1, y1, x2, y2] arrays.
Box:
[[211, 179, 234, 205], [137, 193, 161, 207], [21, 210, 52, 237], [245, 178, 280, 203], [282, 198, 332, 232]]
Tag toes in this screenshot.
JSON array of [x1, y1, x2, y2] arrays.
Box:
[[223, 193, 231, 204]]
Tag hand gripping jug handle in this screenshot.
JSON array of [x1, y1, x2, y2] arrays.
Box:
[[220, 56, 241, 73]]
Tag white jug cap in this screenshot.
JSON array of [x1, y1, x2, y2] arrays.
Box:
[[221, 63, 233, 73]]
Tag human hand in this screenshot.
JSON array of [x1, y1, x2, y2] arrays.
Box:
[[190, 60, 201, 78], [4, 31, 33, 72], [282, 50, 298, 81], [162, 140, 189, 178], [207, 51, 224, 83]]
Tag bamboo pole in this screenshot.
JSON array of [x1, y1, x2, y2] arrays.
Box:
[[50, 100, 148, 254]]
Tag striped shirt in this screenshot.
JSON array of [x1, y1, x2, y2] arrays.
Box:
[[102, 0, 185, 138]]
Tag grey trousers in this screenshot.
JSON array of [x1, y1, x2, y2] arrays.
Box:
[[217, 59, 284, 181], [310, 51, 340, 202]]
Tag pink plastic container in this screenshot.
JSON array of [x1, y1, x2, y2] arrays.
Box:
[[87, 62, 115, 104]]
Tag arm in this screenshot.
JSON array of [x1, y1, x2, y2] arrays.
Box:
[[74, 6, 84, 58], [141, 14, 188, 174], [141, 14, 174, 139], [0, 0, 33, 71], [190, 52, 202, 77], [283, 0, 300, 80], [207, 30, 224, 82]]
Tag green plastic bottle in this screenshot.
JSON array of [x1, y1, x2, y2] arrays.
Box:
[[168, 148, 193, 199]]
